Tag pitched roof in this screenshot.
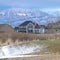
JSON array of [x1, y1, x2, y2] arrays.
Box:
[[19, 21, 45, 29], [35, 24, 45, 29], [19, 21, 35, 26]]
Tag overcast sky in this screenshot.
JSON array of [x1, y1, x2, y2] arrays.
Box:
[[0, 0, 60, 11]]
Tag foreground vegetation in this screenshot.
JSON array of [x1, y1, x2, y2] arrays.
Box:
[[32, 40, 60, 54], [1, 40, 60, 60], [0, 32, 60, 60], [0, 32, 60, 41], [0, 32, 60, 54]]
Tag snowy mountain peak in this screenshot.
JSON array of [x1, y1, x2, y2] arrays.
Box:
[[0, 8, 60, 27]]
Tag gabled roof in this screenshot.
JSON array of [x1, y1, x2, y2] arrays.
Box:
[[19, 21, 45, 29], [35, 24, 45, 29], [19, 21, 35, 26]]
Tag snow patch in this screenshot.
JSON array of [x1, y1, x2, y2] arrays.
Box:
[[0, 44, 43, 58], [17, 13, 27, 16]]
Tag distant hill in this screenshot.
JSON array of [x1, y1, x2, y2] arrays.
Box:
[[0, 8, 59, 27], [0, 24, 14, 33], [45, 21, 60, 34], [47, 21, 60, 29]]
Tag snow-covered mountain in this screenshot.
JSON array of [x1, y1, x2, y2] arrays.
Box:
[[0, 8, 59, 27]]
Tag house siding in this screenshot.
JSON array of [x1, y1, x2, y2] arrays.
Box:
[[18, 26, 26, 32], [35, 28, 45, 34], [26, 22, 34, 33]]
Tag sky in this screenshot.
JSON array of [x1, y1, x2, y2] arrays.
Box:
[[0, 0, 60, 11]]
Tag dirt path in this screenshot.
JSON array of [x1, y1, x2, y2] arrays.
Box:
[[0, 54, 60, 60]]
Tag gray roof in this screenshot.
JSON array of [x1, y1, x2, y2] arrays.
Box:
[[19, 21, 45, 29], [19, 21, 35, 26], [35, 24, 45, 29]]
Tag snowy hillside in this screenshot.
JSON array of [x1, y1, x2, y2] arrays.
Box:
[[0, 8, 59, 27]]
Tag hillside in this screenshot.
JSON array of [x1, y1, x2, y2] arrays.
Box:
[[0, 8, 59, 27], [47, 21, 60, 29], [0, 24, 14, 33], [45, 21, 60, 34]]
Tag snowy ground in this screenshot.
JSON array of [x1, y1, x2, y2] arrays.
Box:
[[0, 43, 43, 59]]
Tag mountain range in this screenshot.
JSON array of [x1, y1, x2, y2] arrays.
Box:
[[0, 8, 60, 27]]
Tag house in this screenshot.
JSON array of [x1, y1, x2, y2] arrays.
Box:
[[0, 24, 14, 33], [15, 21, 45, 34]]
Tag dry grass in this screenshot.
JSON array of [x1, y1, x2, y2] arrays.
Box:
[[0, 32, 60, 60], [32, 40, 60, 54], [0, 32, 60, 46], [9, 32, 60, 40]]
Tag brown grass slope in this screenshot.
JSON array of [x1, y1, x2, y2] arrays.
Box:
[[0, 24, 14, 33], [0, 32, 60, 45]]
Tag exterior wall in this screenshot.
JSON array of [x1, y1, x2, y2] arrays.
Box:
[[18, 26, 26, 32], [39, 28, 45, 34], [35, 29, 40, 34], [26, 23, 34, 33], [35, 28, 45, 34]]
